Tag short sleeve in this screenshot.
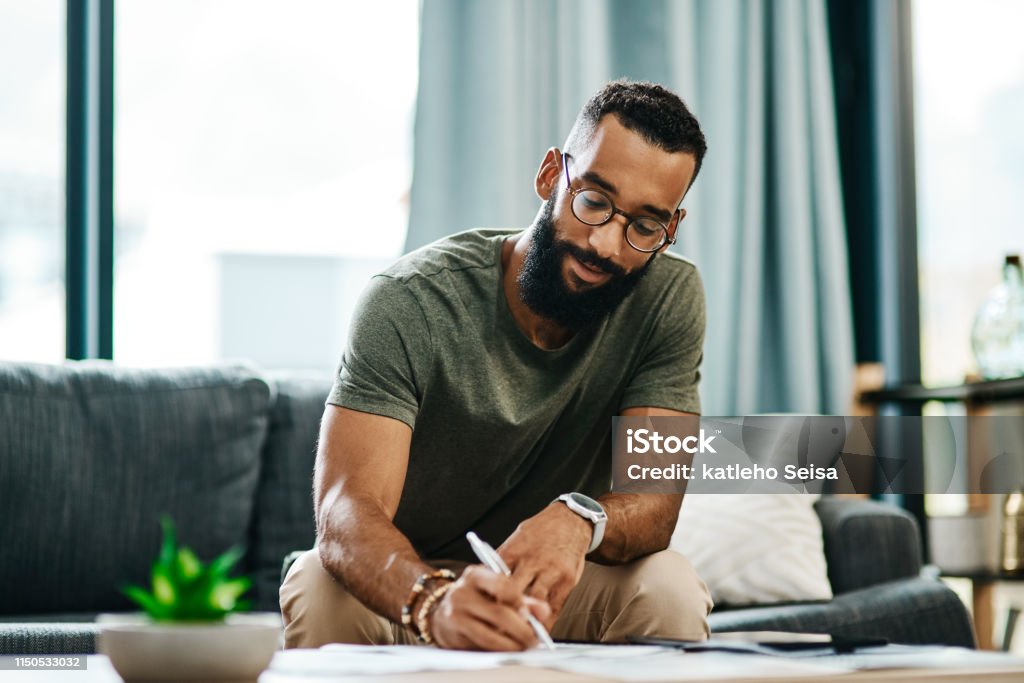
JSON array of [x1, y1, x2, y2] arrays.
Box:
[[326, 275, 431, 429], [619, 265, 706, 414]]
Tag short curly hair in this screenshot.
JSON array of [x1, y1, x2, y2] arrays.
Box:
[[565, 80, 707, 187]]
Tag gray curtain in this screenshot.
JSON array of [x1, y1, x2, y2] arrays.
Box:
[[407, 0, 854, 415]]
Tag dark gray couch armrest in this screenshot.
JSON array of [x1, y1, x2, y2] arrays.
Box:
[[709, 576, 975, 648], [814, 497, 922, 594]]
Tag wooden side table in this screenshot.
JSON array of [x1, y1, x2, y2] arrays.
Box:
[[860, 376, 1024, 650], [940, 570, 1024, 652]]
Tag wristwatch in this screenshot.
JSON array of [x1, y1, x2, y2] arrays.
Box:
[[554, 492, 608, 554]]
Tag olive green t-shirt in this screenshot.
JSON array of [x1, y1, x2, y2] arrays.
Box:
[[328, 228, 705, 561]]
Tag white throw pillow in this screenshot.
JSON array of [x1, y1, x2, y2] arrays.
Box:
[[670, 493, 833, 606]]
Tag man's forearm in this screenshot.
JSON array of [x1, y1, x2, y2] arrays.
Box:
[[317, 489, 434, 623], [589, 492, 683, 565]]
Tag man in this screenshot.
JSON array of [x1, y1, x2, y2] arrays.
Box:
[[281, 80, 712, 651]]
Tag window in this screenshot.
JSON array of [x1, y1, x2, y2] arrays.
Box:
[[0, 1, 65, 363], [915, 0, 1024, 387], [114, 1, 419, 370]]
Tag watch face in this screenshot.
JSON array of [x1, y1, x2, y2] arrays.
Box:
[[569, 492, 603, 514]]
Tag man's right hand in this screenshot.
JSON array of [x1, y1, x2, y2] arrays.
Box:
[[429, 565, 552, 651]]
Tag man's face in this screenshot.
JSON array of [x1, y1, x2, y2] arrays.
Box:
[[518, 116, 697, 330]]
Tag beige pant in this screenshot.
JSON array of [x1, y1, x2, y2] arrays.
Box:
[[280, 548, 713, 648]]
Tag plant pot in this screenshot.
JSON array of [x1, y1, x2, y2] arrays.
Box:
[[97, 612, 281, 682]]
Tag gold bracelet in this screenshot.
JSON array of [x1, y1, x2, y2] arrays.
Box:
[[415, 580, 453, 645], [401, 569, 456, 637]]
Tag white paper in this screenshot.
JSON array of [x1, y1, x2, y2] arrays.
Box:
[[268, 647, 503, 676], [262, 642, 1024, 682], [541, 651, 853, 681], [267, 643, 674, 677], [800, 645, 1024, 671]]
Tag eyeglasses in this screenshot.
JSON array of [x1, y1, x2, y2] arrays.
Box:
[[561, 151, 678, 253]]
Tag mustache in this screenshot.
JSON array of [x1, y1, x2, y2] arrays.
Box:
[[559, 240, 628, 278]]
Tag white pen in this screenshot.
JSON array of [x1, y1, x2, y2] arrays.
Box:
[[465, 531, 556, 650]]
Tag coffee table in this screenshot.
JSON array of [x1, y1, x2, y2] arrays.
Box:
[[7, 651, 1024, 683], [259, 662, 1024, 683]]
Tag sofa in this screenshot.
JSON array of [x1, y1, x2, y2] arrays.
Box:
[[0, 361, 325, 655], [0, 361, 975, 654], [707, 497, 976, 647]]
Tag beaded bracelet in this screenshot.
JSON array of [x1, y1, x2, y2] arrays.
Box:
[[415, 580, 454, 645], [401, 569, 456, 637]]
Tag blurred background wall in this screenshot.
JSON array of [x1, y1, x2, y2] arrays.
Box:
[[0, 0, 1021, 413]]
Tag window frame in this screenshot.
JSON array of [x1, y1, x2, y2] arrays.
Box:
[[65, 0, 114, 360]]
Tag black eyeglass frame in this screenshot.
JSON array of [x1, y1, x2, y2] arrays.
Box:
[[560, 151, 680, 254]]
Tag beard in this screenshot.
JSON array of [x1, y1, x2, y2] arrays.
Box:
[[516, 197, 654, 331]]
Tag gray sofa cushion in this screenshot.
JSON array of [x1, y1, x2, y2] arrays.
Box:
[[250, 372, 330, 611], [0, 623, 99, 656], [0, 362, 271, 615], [708, 576, 975, 648], [814, 497, 922, 593]]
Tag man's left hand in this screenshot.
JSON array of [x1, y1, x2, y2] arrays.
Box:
[[496, 503, 592, 627]]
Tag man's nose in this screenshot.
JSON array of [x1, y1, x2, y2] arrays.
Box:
[[587, 214, 627, 261]]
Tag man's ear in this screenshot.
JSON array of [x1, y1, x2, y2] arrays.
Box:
[[659, 208, 687, 252], [535, 147, 562, 201]]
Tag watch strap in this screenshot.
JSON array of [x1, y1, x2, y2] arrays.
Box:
[[555, 493, 606, 554]]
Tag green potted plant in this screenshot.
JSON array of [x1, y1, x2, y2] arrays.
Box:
[[97, 516, 281, 682]]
